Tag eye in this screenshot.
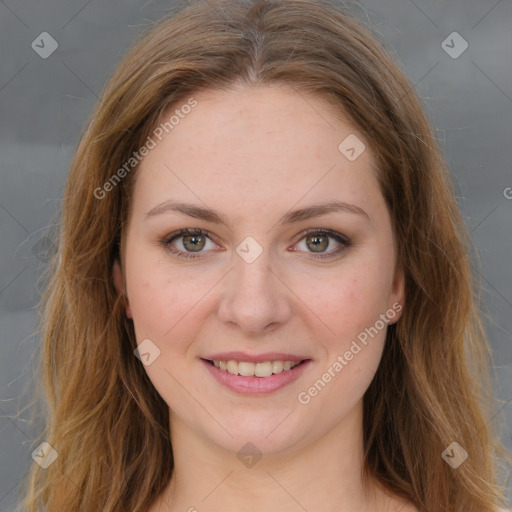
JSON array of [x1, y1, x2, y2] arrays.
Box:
[[160, 228, 351, 260], [291, 228, 351, 259], [160, 228, 220, 259]]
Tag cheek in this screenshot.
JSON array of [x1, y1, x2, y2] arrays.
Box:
[[293, 258, 393, 341], [290, 256, 392, 398], [295, 268, 390, 416], [124, 248, 203, 344], [124, 251, 210, 407]]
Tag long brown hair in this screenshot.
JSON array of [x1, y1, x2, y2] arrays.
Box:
[[19, 0, 510, 510]]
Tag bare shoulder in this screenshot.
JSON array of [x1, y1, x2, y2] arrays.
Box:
[[402, 506, 511, 512], [390, 498, 419, 512], [399, 503, 419, 512], [396, 504, 511, 512]]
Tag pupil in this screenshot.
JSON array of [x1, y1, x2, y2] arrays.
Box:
[[184, 234, 204, 252], [308, 235, 328, 252]]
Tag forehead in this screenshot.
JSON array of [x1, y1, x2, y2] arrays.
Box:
[[131, 85, 381, 220]]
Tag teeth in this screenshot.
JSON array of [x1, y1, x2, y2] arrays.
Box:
[[226, 360, 238, 375], [272, 360, 283, 373], [211, 359, 301, 377], [238, 361, 254, 376], [255, 362, 272, 377]]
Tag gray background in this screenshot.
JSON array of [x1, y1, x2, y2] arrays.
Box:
[[0, 0, 511, 510]]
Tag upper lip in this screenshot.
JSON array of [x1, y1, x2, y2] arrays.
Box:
[[202, 352, 310, 363]]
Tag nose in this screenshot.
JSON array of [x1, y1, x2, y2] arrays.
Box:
[[216, 246, 294, 337]]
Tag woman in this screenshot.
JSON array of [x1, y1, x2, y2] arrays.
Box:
[[21, 0, 511, 510]]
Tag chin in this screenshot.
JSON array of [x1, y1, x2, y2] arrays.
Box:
[[201, 410, 311, 457]]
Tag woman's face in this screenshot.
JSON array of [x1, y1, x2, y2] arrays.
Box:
[[114, 84, 404, 455]]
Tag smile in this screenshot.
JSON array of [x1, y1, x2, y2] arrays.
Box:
[[201, 358, 311, 394], [210, 359, 302, 377]]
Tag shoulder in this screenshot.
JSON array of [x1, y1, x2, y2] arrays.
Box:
[[396, 505, 510, 512]]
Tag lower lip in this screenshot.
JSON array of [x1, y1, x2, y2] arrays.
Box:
[[201, 359, 311, 395]]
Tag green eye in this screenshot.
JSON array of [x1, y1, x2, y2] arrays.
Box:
[[161, 228, 351, 260], [292, 229, 351, 259], [161, 228, 217, 259]]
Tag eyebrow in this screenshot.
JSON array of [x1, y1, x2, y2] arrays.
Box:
[[145, 199, 370, 226]]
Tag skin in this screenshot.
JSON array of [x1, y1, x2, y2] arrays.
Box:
[[113, 84, 416, 512]]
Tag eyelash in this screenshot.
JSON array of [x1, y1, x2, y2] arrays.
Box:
[[159, 228, 351, 260]]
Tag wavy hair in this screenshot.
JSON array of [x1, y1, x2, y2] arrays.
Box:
[[19, 0, 510, 510]]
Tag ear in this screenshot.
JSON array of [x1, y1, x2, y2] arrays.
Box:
[[112, 259, 133, 319], [388, 265, 405, 324]]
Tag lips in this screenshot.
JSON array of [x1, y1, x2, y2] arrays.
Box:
[[203, 351, 309, 363], [200, 353, 312, 394]]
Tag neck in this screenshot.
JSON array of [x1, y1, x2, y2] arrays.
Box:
[[158, 400, 401, 512]]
